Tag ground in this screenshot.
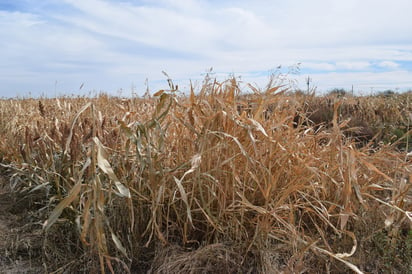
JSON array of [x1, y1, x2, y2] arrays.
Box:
[[0, 175, 43, 274]]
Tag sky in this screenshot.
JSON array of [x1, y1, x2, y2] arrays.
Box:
[[1, 0, 412, 97]]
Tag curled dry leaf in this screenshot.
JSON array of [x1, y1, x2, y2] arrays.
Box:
[[93, 137, 131, 198]]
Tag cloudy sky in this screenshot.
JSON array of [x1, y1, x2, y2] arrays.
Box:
[[1, 0, 412, 97]]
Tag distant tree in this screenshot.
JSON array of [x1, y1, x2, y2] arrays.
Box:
[[378, 90, 397, 97], [328, 88, 347, 97]]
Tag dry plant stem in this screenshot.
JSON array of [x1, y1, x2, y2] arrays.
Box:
[[0, 81, 411, 273]]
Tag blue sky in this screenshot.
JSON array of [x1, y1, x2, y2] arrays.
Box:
[[1, 0, 412, 97]]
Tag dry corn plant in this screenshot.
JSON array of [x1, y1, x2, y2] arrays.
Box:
[[0, 78, 411, 273]]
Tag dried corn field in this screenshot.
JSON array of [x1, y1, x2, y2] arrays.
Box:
[[0, 78, 412, 273]]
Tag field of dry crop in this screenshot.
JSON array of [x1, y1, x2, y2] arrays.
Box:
[[0, 77, 411, 273]]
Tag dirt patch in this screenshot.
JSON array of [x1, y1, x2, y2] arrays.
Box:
[[0, 175, 44, 274]]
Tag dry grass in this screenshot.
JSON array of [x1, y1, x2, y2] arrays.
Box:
[[0, 77, 411, 273]]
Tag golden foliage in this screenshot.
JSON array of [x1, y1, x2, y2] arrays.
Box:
[[0, 81, 411, 273]]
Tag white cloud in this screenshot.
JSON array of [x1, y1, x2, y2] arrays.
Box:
[[302, 62, 336, 71], [378, 61, 400, 69], [59, 0, 219, 54], [336, 62, 371, 70], [0, 0, 412, 97]]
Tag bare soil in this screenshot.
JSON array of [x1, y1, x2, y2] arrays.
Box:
[[0, 175, 43, 274]]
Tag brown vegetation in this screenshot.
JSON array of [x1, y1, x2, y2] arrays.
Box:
[[0, 77, 411, 273]]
